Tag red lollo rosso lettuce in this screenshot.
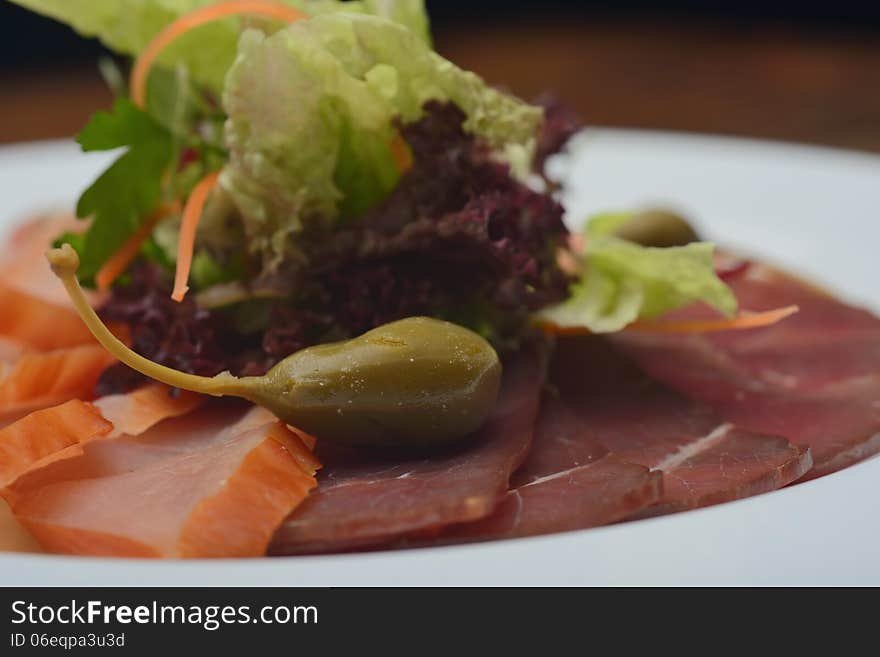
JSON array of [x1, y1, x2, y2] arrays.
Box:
[[98, 102, 574, 393], [533, 93, 584, 175]]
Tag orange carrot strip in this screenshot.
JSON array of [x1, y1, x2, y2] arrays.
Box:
[[538, 305, 800, 337], [626, 305, 800, 334], [534, 322, 594, 337], [390, 134, 413, 173], [131, 1, 307, 108], [95, 201, 182, 292], [0, 400, 112, 489], [172, 171, 221, 302]]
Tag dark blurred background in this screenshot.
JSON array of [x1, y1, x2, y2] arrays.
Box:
[[2, 0, 880, 150]]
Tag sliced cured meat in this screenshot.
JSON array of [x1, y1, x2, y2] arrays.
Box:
[[0, 337, 26, 363], [0, 400, 112, 488], [1, 385, 200, 492], [0, 283, 96, 351], [0, 345, 116, 424], [94, 384, 203, 437], [0, 499, 40, 553], [697, 384, 880, 478], [452, 455, 661, 539], [550, 336, 812, 513], [0, 214, 118, 353], [616, 262, 880, 477], [643, 262, 880, 390], [3, 394, 272, 508], [269, 345, 547, 555], [0, 212, 96, 307], [6, 405, 320, 558], [651, 424, 812, 512], [439, 395, 662, 541]]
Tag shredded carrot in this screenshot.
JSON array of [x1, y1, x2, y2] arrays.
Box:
[[131, 1, 307, 108], [567, 234, 586, 253], [534, 322, 595, 337], [555, 248, 581, 276], [95, 201, 182, 292], [172, 171, 221, 302], [390, 134, 413, 173], [626, 305, 800, 334], [538, 305, 800, 337]]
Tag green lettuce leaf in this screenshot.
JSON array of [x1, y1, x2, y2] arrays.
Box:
[[537, 214, 738, 333], [71, 98, 173, 282], [221, 13, 543, 263], [583, 211, 636, 239], [9, 0, 431, 91], [363, 0, 431, 44]]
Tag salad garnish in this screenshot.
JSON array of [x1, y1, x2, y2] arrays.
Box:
[[129, 1, 309, 109], [14, 0, 794, 389]]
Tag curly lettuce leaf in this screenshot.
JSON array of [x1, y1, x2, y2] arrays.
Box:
[[363, 0, 431, 44], [537, 214, 737, 333], [70, 99, 173, 282], [583, 211, 635, 239], [9, 1, 431, 92], [221, 13, 543, 263], [538, 266, 646, 334]]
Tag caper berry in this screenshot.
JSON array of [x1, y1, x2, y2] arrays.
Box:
[[613, 209, 699, 247], [247, 318, 502, 447], [48, 245, 502, 449]]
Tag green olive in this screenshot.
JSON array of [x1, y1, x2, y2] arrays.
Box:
[[612, 209, 699, 247], [47, 245, 502, 449]]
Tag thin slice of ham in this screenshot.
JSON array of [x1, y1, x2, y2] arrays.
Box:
[[6, 404, 320, 558], [0, 283, 97, 352], [0, 212, 97, 307], [438, 395, 662, 541], [0, 337, 26, 363], [94, 384, 203, 437], [0, 345, 116, 425], [0, 499, 40, 553], [0, 214, 104, 350], [0, 214, 124, 424], [0, 385, 205, 554], [269, 344, 547, 555], [550, 336, 812, 513], [0, 400, 112, 488], [1, 385, 201, 499], [616, 262, 880, 478]]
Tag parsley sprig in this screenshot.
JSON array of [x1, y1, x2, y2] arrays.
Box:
[[61, 98, 173, 283]]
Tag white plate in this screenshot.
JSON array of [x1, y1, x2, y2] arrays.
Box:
[[1, 129, 878, 586]]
